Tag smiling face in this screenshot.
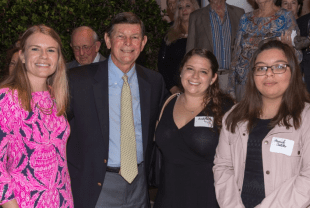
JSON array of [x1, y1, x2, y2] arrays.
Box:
[[178, 0, 195, 22], [19, 32, 59, 86], [254, 48, 291, 102], [181, 55, 217, 97], [281, 0, 300, 18], [104, 23, 147, 73]]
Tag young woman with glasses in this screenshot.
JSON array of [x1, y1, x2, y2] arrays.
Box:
[[213, 40, 310, 208]]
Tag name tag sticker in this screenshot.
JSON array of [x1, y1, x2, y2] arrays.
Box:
[[194, 116, 214, 128], [270, 137, 294, 156]]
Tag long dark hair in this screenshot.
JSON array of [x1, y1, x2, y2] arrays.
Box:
[[180, 49, 234, 130], [226, 40, 310, 133]]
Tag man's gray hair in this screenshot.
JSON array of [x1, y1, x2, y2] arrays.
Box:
[[71, 26, 99, 43]]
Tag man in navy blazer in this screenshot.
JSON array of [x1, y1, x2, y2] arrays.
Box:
[[67, 12, 167, 208]]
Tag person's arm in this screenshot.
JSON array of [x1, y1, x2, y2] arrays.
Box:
[[283, 10, 303, 63], [0, 91, 18, 206], [227, 15, 245, 99], [2, 199, 19, 208], [254, 108, 310, 208], [186, 12, 196, 53], [213, 111, 245, 208]]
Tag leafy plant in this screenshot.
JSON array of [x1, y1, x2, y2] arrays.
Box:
[[0, 0, 169, 74]]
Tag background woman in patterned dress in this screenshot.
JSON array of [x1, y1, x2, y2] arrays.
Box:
[[0, 25, 73, 207]]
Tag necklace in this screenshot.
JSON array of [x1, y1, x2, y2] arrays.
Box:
[[181, 99, 202, 114], [36, 99, 55, 115]]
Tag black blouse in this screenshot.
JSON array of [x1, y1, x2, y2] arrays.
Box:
[[241, 118, 272, 208]]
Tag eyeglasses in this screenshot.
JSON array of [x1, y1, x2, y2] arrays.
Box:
[[71, 42, 96, 53], [253, 64, 290, 76]]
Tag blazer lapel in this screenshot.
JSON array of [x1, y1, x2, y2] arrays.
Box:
[[136, 65, 151, 155], [201, 5, 213, 51], [227, 4, 239, 45], [92, 61, 109, 148]]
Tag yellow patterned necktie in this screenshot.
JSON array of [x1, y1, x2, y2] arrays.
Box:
[[120, 75, 138, 184]]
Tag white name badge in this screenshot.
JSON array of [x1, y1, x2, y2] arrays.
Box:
[[270, 137, 294, 156], [194, 116, 214, 128]]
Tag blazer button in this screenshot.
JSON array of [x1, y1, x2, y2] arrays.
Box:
[[98, 182, 102, 186], [264, 140, 268, 145], [243, 133, 246, 136], [266, 170, 270, 175], [104, 159, 107, 163], [298, 151, 300, 155]]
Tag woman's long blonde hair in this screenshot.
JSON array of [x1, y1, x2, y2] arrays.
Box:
[[165, 0, 200, 45], [1, 25, 69, 116]]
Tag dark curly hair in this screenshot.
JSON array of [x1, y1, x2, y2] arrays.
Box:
[[179, 48, 234, 131]]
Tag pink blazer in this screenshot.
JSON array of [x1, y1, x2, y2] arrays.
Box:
[[213, 103, 310, 208]]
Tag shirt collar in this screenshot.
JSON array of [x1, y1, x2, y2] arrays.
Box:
[[93, 52, 100, 63], [108, 55, 136, 84], [77, 52, 100, 67]]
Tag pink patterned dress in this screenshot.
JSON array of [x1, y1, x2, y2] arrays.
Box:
[[0, 88, 73, 207]]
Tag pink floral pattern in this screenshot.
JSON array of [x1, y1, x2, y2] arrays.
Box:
[[0, 88, 73, 207]]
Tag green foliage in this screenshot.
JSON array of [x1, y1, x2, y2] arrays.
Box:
[[0, 0, 169, 72]]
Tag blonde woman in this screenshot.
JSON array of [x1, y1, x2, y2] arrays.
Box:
[[158, 0, 199, 94], [0, 25, 73, 208]]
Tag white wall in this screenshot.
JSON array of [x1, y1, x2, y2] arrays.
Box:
[[202, 0, 255, 13]]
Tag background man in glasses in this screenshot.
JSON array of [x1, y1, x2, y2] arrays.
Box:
[[67, 26, 105, 69]]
